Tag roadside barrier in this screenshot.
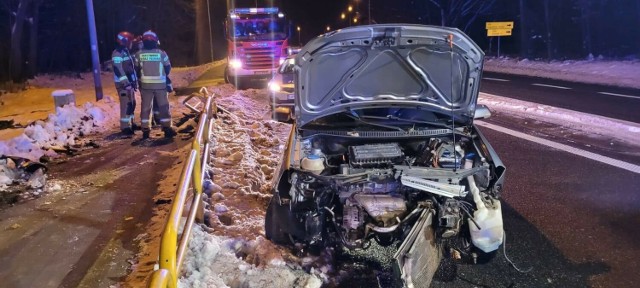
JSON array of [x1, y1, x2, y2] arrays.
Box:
[[147, 87, 217, 288]]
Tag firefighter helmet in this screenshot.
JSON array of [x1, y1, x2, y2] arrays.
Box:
[[142, 30, 159, 43], [116, 31, 134, 47]]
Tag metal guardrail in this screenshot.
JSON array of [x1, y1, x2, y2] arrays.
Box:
[[147, 87, 217, 288]]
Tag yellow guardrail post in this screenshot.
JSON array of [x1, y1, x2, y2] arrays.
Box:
[[147, 269, 175, 288], [149, 90, 217, 288]]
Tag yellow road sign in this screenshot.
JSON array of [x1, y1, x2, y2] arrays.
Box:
[[487, 29, 512, 37], [486, 21, 514, 30]]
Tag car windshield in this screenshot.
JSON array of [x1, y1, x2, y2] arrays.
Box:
[[302, 108, 458, 130], [229, 18, 287, 41]]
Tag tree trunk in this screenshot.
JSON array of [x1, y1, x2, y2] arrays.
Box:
[[580, 0, 592, 57], [637, 0, 640, 54], [28, 0, 41, 78], [519, 0, 529, 58], [9, 0, 31, 82], [195, 0, 210, 64], [543, 0, 552, 59]]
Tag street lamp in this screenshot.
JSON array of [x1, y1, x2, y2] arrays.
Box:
[[297, 26, 301, 45], [326, 26, 331, 31], [341, 13, 346, 20], [348, 5, 353, 12], [353, 17, 358, 24]]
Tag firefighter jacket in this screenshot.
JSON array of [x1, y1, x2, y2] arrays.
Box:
[[135, 48, 171, 90], [111, 48, 136, 89]]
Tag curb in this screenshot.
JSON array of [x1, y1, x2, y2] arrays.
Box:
[[478, 92, 640, 145]]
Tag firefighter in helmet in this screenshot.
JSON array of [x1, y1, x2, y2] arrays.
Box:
[[134, 30, 176, 139], [112, 31, 138, 135]]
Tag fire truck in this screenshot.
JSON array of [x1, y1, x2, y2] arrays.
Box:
[[224, 7, 291, 86]]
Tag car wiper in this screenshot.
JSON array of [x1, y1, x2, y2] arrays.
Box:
[[342, 112, 405, 132], [360, 115, 453, 130]]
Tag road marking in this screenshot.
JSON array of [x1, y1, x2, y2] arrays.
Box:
[[532, 83, 572, 90], [597, 91, 640, 100], [483, 77, 510, 82], [475, 121, 640, 174]]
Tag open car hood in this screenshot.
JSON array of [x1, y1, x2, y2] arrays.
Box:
[[294, 24, 484, 128]]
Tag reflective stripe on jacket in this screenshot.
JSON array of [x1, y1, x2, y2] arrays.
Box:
[[111, 49, 135, 84], [135, 48, 171, 87]]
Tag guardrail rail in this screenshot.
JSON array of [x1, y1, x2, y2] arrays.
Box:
[[147, 87, 218, 288]]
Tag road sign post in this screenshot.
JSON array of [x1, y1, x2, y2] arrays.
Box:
[[486, 21, 514, 58]]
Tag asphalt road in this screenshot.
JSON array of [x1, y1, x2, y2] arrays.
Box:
[[431, 126, 640, 287], [481, 71, 640, 123]]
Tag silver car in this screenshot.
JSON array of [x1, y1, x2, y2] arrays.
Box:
[[265, 24, 505, 287], [268, 56, 296, 122]]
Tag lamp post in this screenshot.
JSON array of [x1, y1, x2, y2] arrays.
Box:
[[297, 26, 301, 45], [326, 26, 331, 32]]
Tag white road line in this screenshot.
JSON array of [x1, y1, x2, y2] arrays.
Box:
[[597, 91, 640, 100], [475, 121, 640, 174], [532, 83, 572, 90], [483, 77, 510, 82]]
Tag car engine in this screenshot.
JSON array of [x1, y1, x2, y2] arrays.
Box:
[[266, 132, 505, 288]]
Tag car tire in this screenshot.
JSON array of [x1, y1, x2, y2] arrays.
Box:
[[265, 197, 291, 244], [273, 111, 291, 122], [224, 67, 240, 88]]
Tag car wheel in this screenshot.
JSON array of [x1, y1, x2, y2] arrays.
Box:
[[265, 197, 292, 244], [273, 111, 291, 122], [224, 67, 239, 87]]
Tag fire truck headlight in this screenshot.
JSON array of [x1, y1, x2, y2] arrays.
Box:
[[230, 59, 242, 69], [268, 82, 281, 92]]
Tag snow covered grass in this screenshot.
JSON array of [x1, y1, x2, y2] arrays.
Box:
[[478, 92, 640, 144], [484, 57, 640, 89], [175, 85, 326, 287], [178, 225, 321, 288]]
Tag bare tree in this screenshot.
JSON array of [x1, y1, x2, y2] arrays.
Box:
[[7, 0, 44, 82], [195, 0, 212, 64], [28, 0, 43, 77], [9, 0, 30, 82], [519, 0, 529, 58], [427, 0, 497, 32], [543, 0, 552, 59]]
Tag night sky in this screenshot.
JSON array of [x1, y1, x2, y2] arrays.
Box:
[[2, 0, 639, 82]]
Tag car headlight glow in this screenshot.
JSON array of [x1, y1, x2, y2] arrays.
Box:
[[229, 59, 242, 69], [268, 82, 281, 92]]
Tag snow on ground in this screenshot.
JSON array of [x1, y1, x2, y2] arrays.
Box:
[[478, 92, 640, 144], [484, 57, 640, 89], [0, 100, 118, 161], [176, 85, 323, 287], [179, 225, 321, 288], [0, 62, 217, 204]]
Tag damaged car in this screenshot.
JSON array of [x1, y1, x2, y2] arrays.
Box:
[[265, 24, 505, 287]]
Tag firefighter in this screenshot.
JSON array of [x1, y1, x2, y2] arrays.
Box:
[[131, 35, 161, 126], [134, 30, 177, 139], [112, 31, 138, 135]]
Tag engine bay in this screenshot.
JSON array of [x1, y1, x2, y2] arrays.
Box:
[[279, 133, 503, 254]]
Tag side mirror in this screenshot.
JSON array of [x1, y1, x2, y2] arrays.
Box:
[[474, 105, 492, 120]]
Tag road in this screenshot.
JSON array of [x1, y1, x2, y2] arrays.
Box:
[[0, 109, 193, 288], [481, 71, 640, 123]]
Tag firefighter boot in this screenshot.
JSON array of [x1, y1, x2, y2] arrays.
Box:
[[163, 127, 177, 139], [121, 127, 134, 135], [142, 129, 151, 140]]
